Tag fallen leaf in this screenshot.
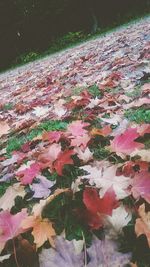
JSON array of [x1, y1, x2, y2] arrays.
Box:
[[91, 125, 112, 136], [135, 204, 150, 247], [0, 121, 10, 138], [16, 162, 41, 185], [67, 120, 89, 137], [22, 216, 56, 248], [70, 134, 90, 148], [109, 127, 144, 157], [38, 143, 62, 169], [74, 147, 93, 162], [39, 236, 84, 267], [42, 131, 62, 143], [0, 209, 27, 252], [131, 171, 150, 203], [106, 205, 132, 234], [53, 150, 75, 175], [31, 175, 55, 199], [83, 187, 118, 216], [81, 164, 131, 199], [0, 183, 26, 210], [87, 236, 131, 267]]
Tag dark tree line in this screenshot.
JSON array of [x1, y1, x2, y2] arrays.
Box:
[[0, 0, 149, 70]]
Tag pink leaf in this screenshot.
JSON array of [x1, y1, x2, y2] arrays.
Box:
[[131, 171, 150, 203], [67, 120, 89, 137], [110, 128, 144, 156], [42, 131, 62, 143], [38, 143, 61, 168], [0, 209, 27, 252], [16, 162, 41, 185], [70, 134, 90, 148]]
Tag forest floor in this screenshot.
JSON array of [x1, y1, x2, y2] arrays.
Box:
[[0, 16, 150, 267]]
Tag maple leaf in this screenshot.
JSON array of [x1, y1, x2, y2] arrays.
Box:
[[67, 120, 89, 137], [106, 206, 132, 235], [131, 171, 150, 203], [70, 134, 90, 148], [135, 204, 150, 247], [31, 175, 55, 199], [21, 216, 56, 248], [91, 125, 112, 137], [53, 99, 67, 118], [16, 162, 41, 185], [0, 183, 26, 210], [80, 164, 131, 199], [1, 154, 19, 167], [109, 127, 144, 157], [74, 147, 93, 162], [39, 236, 84, 267], [87, 237, 131, 267], [42, 131, 62, 143], [83, 187, 118, 216], [0, 209, 27, 252], [53, 150, 75, 175], [0, 121, 10, 138], [38, 143, 62, 168]]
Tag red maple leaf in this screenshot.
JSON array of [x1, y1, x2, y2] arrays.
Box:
[[53, 150, 75, 175], [76, 187, 118, 230], [83, 187, 118, 216]]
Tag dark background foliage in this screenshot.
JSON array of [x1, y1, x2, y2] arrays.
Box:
[[0, 0, 149, 71]]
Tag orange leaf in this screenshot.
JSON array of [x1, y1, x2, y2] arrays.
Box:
[[91, 125, 112, 137], [135, 204, 150, 247], [22, 216, 56, 248]]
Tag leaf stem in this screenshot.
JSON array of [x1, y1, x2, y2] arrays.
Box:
[[12, 238, 20, 267]]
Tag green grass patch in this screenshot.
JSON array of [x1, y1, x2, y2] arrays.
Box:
[[6, 120, 68, 154], [125, 86, 142, 99], [2, 103, 14, 110], [125, 108, 150, 123], [87, 84, 103, 98]]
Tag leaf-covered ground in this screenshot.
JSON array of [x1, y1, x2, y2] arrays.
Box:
[[0, 17, 150, 267]]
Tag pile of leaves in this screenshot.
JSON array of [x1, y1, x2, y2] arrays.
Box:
[[0, 18, 150, 267]]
